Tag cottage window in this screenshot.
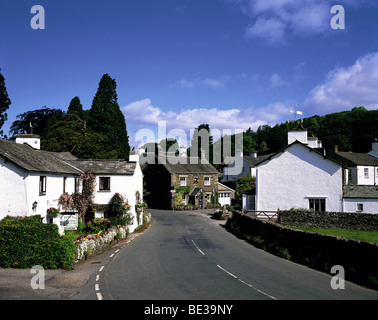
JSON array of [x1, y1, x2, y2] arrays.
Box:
[[180, 177, 187, 186], [309, 198, 326, 212], [357, 203, 363, 212], [99, 177, 111, 191], [204, 177, 211, 186], [364, 168, 369, 179], [39, 176, 46, 195]]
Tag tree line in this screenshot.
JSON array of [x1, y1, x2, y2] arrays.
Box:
[[4, 73, 130, 160], [1, 69, 377, 163]]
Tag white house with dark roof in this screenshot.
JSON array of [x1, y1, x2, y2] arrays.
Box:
[[0, 135, 143, 229], [343, 185, 378, 214], [330, 145, 378, 186], [255, 139, 344, 213]]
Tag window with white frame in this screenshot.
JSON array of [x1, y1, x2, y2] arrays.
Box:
[[357, 203, 363, 212], [180, 176, 187, 186], [204, 176, 211, 186], [364, 168, 369, 179], [309, 198, 326, 212]]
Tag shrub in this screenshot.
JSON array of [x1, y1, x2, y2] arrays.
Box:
[[0, 215, 76, 270]]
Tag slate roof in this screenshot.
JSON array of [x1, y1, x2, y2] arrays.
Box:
[[335, 152, 378, 166], [0, 138, 81, 175], [243, 155, 270, 167], [343, 185, 378, 199], [69, 159, 136, 175], [161, 156, 219, 174], [0, 138, 136, 176], [254, 140, 343, 167]]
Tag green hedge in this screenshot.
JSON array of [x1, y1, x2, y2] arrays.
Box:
[[0, 215, 76, 270], [226, 211, 378, 290]]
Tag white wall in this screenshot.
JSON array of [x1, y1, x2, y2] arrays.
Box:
[[343, 198, 378, 214], [0, 156, 77, 221], [94, 163, 144, 232], [256, 143, 343, 212], [0, 157, 29, 218], [356, 165, 378, 185], [26, 173, 77, 222]]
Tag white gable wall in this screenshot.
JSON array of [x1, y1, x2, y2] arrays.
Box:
[[26, 173, 77, 222], [0, 156, 29, 217], [256, 143, 343, 212]]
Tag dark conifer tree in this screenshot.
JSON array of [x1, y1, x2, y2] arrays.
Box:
[[88, 74, 130, 159], [0, 69, 11, 137]]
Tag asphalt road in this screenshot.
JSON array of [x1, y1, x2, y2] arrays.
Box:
[[100, 209, 378, 300]]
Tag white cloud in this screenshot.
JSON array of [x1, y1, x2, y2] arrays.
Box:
[[171, 76, 229, 89], [122, 98, 293, 147], [304, 52, 378, 113], [270, 73, 289, 87], [234, 0, 372, 44]]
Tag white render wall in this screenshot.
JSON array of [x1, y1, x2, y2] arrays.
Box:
[[256, 143, 343, 212], [25, 173, 76, 222], [94, 164, 144, 232], [343, 198, 378, 214], [355, 165, 378, 185], [0, 156, 77, 220], [0, 156, 29, 217]]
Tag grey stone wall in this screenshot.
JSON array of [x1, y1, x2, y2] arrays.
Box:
[[280, 209, 378, 232]]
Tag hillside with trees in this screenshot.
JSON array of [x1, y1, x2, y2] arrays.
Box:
[[196, 107, 378, 169]]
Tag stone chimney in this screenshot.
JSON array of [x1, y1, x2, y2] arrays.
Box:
[[287, 129, 308, 145], [129, 150, 139, 162], [15, 134, 40, 150], [179, 145, 187, 157]]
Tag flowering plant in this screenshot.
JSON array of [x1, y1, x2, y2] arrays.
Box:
[[46, 207, 60, 217]]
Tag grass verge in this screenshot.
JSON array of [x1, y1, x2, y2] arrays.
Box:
[[290, 227, 378, 243]]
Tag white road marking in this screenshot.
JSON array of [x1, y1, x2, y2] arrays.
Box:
[[96, 292, 103, 300], [191, 240, 205, 255], [95, 284, 100, 291], [216, 264, 277, 300], [217, 265, 237, 278], [99, 266, 104, 272]]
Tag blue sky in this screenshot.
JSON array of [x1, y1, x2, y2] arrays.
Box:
[[0, 0, 377, 148]]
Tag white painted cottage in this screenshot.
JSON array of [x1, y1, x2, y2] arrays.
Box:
[[253, 129, 378, 215], [254, 129, 344, 213], [0, 135, 143, 231]]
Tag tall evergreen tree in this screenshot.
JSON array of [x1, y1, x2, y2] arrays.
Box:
[[67, 96, 84, 119], [88, 74, 130, 159], [0, 69, 11, 137]]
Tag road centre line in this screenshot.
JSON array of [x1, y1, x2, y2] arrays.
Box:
[[217, 265, 277, 300], [191, 240, 205, 255]]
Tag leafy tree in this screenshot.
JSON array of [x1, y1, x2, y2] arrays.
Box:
[[42, 113, 117, 159], [88, 74, 130, 159], [0, 70, 11, 137], [159, 138, 178, 153], [9, 107, 64, 139], [235, 174, 256, 197]]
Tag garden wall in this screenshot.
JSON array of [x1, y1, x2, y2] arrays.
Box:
[[226, 211, 378, 290], [280, 209, 378, 232]]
